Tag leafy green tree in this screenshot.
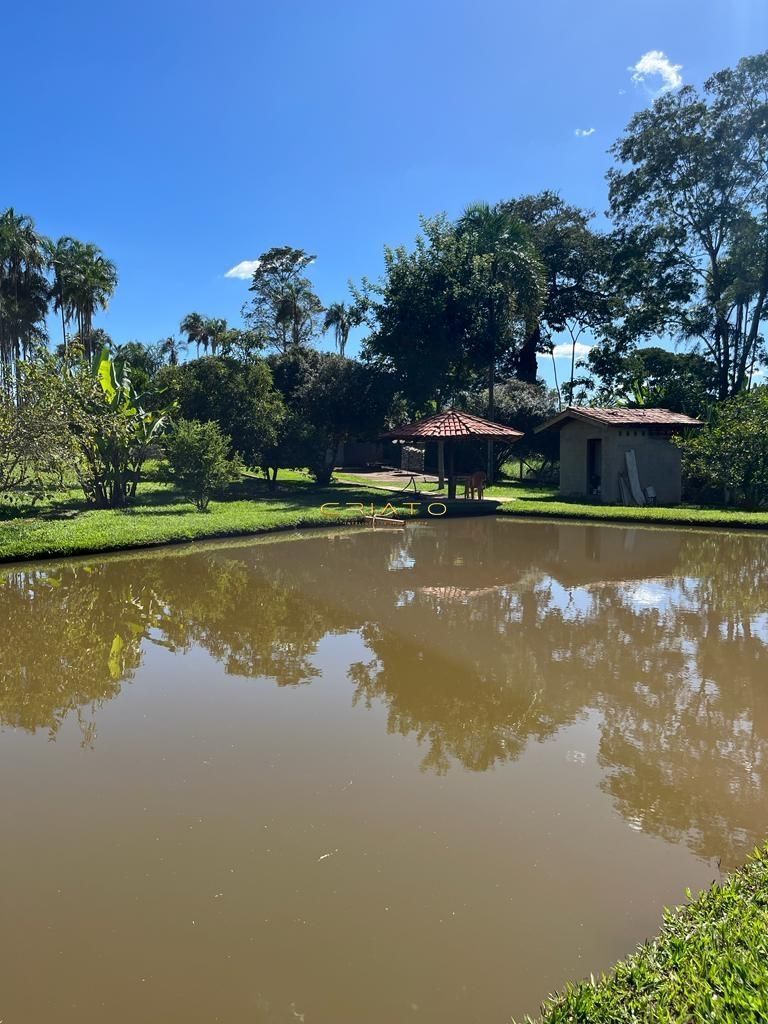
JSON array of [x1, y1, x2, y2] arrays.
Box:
[[585, 345, 719, 415], [463, 379, 559, 474], [165, 419, 243, 511], [360, 215, 468, 412], [265, 349, 393, 485], [361, 208, 544, 433], [0, 353, 72, 504], [112, 340, 162, 394], [677, 387, 768, 507], [243, 247, 324, 351], [455, 202, 545, 420], [26, 346, 171, 508], [0, 208, 49, 386], [158, 355, 284, 469], [607, 51, 768, 399], [496, 193, 613, 385]]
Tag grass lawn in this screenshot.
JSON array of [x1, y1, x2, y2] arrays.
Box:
[[495, 481, 768, 529], [0, 470, 495, 564], [526, 844, 768, 1024], [0, 472, 380, 563], [336, 472, 768, 530]]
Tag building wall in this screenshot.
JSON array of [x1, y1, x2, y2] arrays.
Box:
[[603, 429, 683, 505], [559, 420, 608, 497], [558, 422, 683, 505]]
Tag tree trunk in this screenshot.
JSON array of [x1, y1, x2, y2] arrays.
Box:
[[486, 359, 495, 482], [516, 324, 540, 383]]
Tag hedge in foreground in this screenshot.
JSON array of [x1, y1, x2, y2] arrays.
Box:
[[527, 844, 768, 1024]]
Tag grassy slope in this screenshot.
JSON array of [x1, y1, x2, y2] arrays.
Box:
[[527, 845, 768, 1024]]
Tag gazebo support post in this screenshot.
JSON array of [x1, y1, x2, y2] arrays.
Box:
[[447, 442, 457, 500]]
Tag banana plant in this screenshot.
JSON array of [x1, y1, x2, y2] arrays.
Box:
[[81, 346, 172, 507]]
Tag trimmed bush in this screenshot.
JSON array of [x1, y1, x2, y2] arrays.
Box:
[[165, 419, 242, 511]]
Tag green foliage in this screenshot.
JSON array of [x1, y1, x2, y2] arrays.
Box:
[[165, 419, 243, 511], [0, 355, 72, 504], [0, 208, 49, 380], [527, 844, 768, 1024], [607, 51, 768, 399], [266, 349, 394, 485], [242, 247, 324, 351], [677, 387, 768, 508], [586, 345, 720, 415], [47, 235, 118, 359], [23, 346, 171, 509], [323, 300, 362, 356], [157, 355, 284, 468], [498, 192, 615, 384], [463, 379, 560, 470], [361, 208, 545, 412]]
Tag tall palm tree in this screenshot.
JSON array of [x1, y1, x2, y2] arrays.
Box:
[[50, 239, 118, 361], [205, 317, 228, 355], [180, 312, 210, 356], [456, 202, 544, 479], [323, 301, 360, 356], [46, 235, 79, 351], [0, 208, 50, 388], [159, 335, 186, 366]]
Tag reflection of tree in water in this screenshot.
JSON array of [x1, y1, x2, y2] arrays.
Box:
[[1, 521, 767, 863], [0, 564, 152, 743]]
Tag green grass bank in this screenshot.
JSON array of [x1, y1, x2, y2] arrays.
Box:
[[3, 472, 768, 565], [0, 472, 493, 564], [526, 844, 768, 1024]]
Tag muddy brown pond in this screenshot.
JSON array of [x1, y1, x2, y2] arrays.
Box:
[[1, 518, 767, 1023]]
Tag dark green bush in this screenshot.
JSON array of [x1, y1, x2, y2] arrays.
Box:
[[164, 419, 242, 511]]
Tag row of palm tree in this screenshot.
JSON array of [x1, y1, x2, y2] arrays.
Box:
[[0, 207, 118, 381]]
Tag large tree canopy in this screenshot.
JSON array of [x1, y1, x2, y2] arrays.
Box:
[[360, 209, 544, 415], [607, 51, 768, 399], [497, 192, 615, 385], [242, 247, 324, 352]]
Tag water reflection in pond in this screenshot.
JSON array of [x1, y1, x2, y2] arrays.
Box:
[[1, 519, 767, 1023]]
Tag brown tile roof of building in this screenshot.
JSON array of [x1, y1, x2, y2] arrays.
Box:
[[535, 406, 703, 432], [382, 410, 524, 441]]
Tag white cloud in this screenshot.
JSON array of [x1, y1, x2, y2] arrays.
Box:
[[552, 341, 592, 359], [629, 50, 683, 94], [224, 259, 261, 280], [574, 127, 596, 137]]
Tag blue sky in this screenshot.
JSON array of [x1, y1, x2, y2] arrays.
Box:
[[3, 0, 766, 384]]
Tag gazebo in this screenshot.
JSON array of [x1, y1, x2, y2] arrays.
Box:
[[382, 410, 523, 499]]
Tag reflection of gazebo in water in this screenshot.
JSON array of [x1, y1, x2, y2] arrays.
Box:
[[382, 410, 523, 499]]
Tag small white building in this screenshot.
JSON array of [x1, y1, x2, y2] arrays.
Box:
[[536, 407, 702, 505]]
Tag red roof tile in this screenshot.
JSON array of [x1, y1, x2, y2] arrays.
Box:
[[382, 410, 524, 441], [536, 406, 703, 432]]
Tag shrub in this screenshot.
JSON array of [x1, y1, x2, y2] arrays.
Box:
[[165, 419, 242, 511], [678, 387, 768, 508]]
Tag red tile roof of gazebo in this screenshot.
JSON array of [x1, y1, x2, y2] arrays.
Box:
[[382, 410, 524, 441]]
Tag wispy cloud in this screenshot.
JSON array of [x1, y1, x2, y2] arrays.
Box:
[[629, 50, 683, 95], [574, 127, 596, 137], [552, 342, 592, 359], [225, 259, 260, 280]]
